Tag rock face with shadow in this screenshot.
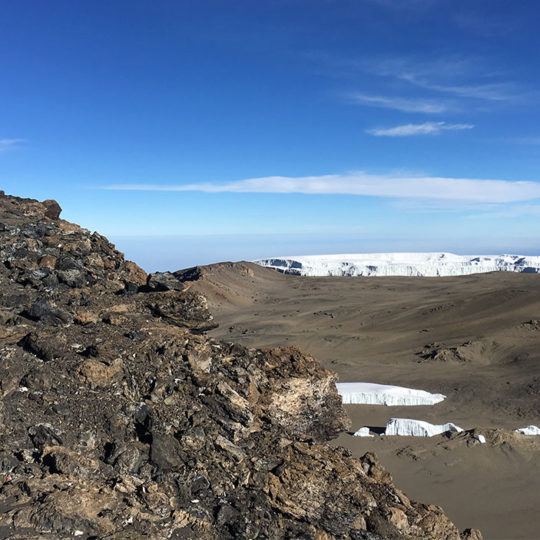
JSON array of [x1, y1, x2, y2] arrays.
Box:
[[0, 191, 480, 539]]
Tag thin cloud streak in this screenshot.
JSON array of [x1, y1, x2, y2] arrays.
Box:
[[471, 204, 540, 219], [400, 73, 517, 101], [104, 173, 540, 204], [0, 139, 24, 153], [515, 137, 540, 145], [367, 121, 474, 136], [371, 57, 521, 101], [366, 0, 435, 9], [453, 12, 516, 38], [350, 93, 447, 113]]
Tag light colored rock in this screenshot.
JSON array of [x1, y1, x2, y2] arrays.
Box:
[[79, 358, 123, 388], [388, 507, 409, 530], [73, 308, 99, 325], [38, 255, 57, 269]]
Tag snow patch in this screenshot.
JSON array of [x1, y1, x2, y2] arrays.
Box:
[[515, 425, 540, 435], [353, 427, 373, 437], [255, 252, 540, 277], [385, 418, 463, 437], [474, 434, 486, 443], [336, 382, 445, 406]]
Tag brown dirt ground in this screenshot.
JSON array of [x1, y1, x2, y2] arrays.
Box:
[[184, 262, 540, 540]]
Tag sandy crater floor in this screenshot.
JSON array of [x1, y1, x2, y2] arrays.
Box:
[[183, 262, 540, 539]]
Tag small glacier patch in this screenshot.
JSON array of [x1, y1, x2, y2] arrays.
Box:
[[515, 425, 540, 435], [336, 382, 445, 406], [385, 418, 463, 437], [353, 427, 373, 437]]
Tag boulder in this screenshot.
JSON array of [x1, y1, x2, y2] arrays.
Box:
[[147, 271, 185, 292], [26, 300, 73, 326]]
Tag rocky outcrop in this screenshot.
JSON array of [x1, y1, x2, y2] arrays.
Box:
[[0, 191, 480, 539]]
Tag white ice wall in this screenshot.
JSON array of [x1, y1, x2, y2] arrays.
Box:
[[385, 418, 463, 437], [255, 252, 540, 277], [336, 382, 445, 406]]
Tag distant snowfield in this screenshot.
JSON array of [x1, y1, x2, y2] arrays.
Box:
[[336, 382, 446, 406], [255, 252, 540, 277]]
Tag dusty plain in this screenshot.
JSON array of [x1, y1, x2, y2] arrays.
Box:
[[181, 262, 540, 540]]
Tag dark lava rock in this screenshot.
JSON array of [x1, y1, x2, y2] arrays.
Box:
[[19, 332, 70, 362], [147, 271, 185, 292], [0, 192, 479, 540], [43, 199, 62, 220], [26, 300, 73, 326], [175, 265, 205, 282]]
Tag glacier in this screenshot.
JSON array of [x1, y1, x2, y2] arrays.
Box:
[[515, 425, 540, 435], [254, 252, 540, 277], [336, 382, 445, 406], [353, 427, 374, 437], [385, 418, 463, 437]]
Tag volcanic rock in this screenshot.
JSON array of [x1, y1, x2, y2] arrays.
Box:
[[147, 271, 185, 292]]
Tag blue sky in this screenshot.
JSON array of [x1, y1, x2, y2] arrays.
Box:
[[2, 0, 540, 270]]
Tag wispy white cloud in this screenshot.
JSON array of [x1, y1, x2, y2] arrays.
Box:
[[515, 137, 540, 145], [350, 93, 447, 113], [367, 121, 474, 137], [372, 56, 522, 102], [400, 73, 517, 101], [453, 12, 516, 38], [471, 204, 540, 219], [374, 56, 474, 79], [0, 139, 24, 153], [103, 172, 540, 204], [366, 0, 434, 9]]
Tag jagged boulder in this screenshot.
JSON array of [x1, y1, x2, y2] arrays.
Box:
[[147, 271, 185, 292]]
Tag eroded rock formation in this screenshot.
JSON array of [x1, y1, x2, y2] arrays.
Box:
[[0, 191, 479, 538]]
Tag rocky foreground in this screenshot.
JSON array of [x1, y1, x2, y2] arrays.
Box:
[[0, 192, 480, 539]]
